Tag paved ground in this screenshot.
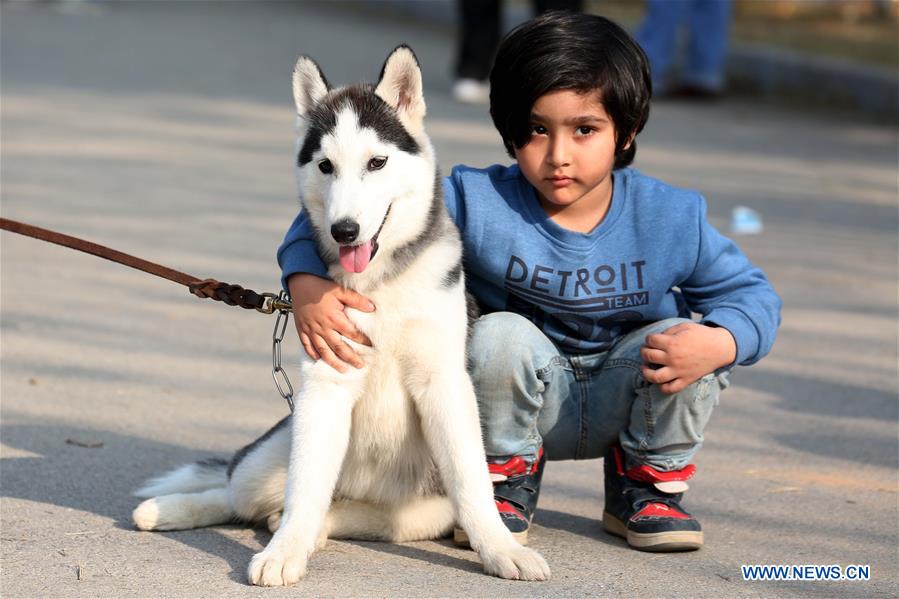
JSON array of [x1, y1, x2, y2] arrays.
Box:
[[2, 2, 897, 597]]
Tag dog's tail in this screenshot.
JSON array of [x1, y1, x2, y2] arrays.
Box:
[[133, 458, 229, 498], [133, 458, 235, 531]]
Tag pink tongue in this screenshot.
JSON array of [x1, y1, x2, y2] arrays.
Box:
[[338, 240, 374, 273]]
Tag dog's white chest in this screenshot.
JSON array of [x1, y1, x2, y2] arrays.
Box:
[[335, 346, 438, 503]]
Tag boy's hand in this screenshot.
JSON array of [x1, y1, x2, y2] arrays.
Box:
[[639, 322, 736, 394], [287, 273, 375, 373]]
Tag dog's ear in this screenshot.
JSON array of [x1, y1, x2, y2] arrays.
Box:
[[292, 55, 330, 118], [375, 45, 426, 131]]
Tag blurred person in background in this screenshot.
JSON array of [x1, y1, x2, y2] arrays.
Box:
[[636, 0, 733, 98], [454, 0, 583, 104]]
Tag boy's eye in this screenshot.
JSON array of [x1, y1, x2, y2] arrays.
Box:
[[367, 156, 388, 171], [576, 126, 594, 135], [318, 159, 334, 174], [531, 124, 547, 135]]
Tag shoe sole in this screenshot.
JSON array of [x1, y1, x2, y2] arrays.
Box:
[[452, 526, 528, 548], [602, 512, 703, 552]]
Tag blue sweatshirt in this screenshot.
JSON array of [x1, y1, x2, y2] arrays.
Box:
[[278, 165, 781, 365]]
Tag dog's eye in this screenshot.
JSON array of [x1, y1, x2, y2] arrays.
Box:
[[318, 159, 334, 174], [367, 156, 387, 171]]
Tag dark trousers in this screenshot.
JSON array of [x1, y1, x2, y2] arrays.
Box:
[[455, 0, 583, 81]]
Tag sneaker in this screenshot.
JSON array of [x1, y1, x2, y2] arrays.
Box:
[[454, 447, 545, 546], [452, 78, 490, 105], [602, 445, 703, 551]]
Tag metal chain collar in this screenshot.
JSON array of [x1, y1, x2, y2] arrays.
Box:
[[271, 290, 295, 412]]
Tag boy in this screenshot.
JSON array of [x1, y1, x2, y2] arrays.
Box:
[[278, 12, 781, 552]]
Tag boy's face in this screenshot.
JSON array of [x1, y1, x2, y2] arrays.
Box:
[[515, 89, 621, 220]]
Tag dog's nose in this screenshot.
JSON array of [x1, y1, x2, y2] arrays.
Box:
[[331, 219, 360, 244]]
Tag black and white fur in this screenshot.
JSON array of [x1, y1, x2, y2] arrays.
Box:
[[132, 46, 550, 585]]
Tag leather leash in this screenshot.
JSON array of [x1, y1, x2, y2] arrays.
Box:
[[0, 217, 292, 314], [1, 216, 297, 410]]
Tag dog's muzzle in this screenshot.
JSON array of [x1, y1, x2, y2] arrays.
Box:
[[333, 205, 391, 274]]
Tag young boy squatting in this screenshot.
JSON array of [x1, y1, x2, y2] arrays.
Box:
[[277, 12, 781, 552]]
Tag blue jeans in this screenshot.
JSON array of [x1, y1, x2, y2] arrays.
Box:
[[468, 312, 728, 471], [636, 0, 732, 94]]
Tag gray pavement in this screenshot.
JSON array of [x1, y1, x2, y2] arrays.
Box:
[[2, 1, 897, 597]]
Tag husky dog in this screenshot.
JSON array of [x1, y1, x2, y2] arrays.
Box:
[[132, 46, 550, 585]]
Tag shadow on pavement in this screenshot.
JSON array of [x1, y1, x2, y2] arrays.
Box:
[[351, 539, 484, 576], [2, 419, 583, 581], [737, 368, 898, 423], [534, 508, 624, 549], [772, 430, 899, 470], [0, 420, 258, 583]]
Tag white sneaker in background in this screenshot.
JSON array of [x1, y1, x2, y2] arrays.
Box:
[[452, 78, 490, 105]]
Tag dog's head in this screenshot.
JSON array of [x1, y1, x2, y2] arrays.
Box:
[[292, 46, 436, 276]]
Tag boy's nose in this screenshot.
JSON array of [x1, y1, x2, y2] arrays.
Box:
[[546, 137, 571, 168]]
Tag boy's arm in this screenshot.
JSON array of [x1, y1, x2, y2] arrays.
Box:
[[683, 200, 781, 366], [640, 198, 781, 393], [277, 211, 375, 372], [277, 211, 329, 290]]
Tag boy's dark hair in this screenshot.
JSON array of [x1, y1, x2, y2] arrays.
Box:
[[489, 11, 651, 169]]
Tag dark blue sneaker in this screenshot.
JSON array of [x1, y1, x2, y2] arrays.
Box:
[[454, 447, 545, 546], [603, 445, 703, 551]]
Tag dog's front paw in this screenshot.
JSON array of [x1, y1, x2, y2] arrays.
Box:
[[247, 544, 308, 586], [480, 543, 551, 581]]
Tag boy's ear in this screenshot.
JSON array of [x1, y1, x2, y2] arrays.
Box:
[[375, 45, 426, 131], [292, 55, 330, 118]]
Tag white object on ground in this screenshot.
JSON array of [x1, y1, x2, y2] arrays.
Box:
[[731, 205, 763, 234]]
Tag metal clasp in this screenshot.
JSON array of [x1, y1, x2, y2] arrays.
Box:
[[259, 292, 293, 315], [271, 290, 295, 412]]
